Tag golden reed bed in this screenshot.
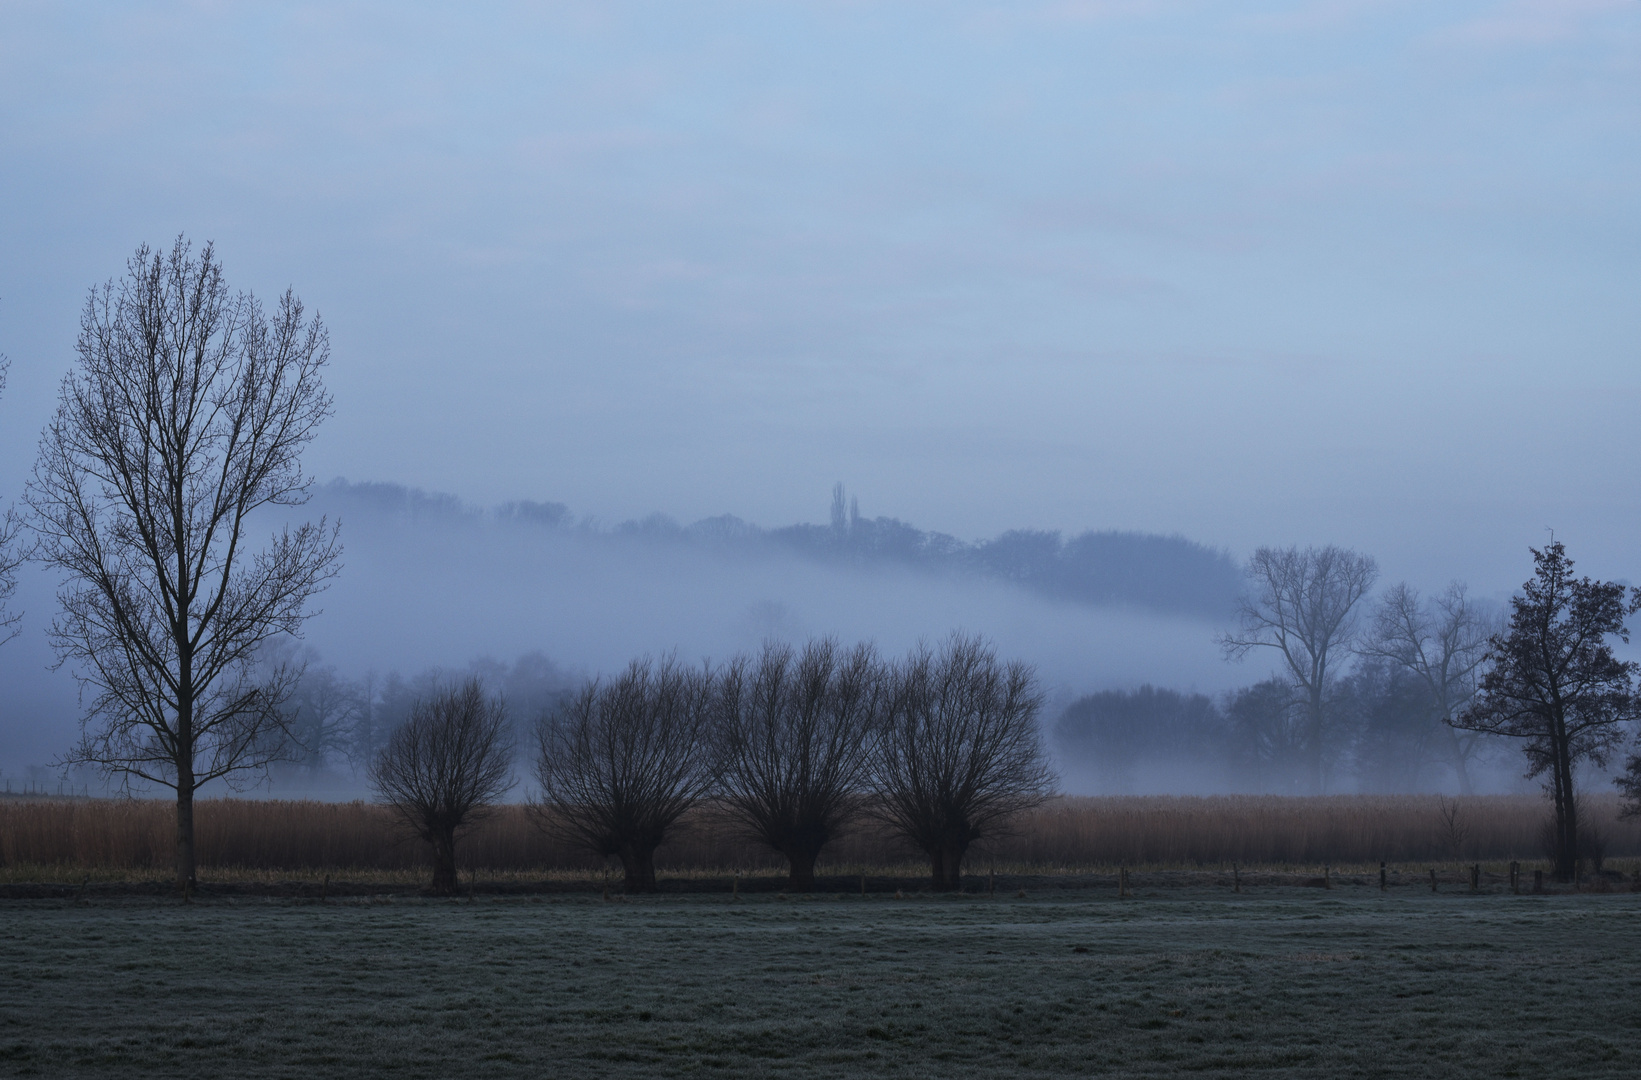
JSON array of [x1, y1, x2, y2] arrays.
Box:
[[1, 794, 1636, 877]]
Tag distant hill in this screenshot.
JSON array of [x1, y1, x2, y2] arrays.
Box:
[[316, 480, 1243, 620]]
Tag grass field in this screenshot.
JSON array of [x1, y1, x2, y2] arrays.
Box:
[[4, 886, 1639, 1078]]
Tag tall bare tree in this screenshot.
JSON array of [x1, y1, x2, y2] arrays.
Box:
[[532, 656, 716, 893], [715, 638, 886, 890], [370, 679, 515, 895], [1220, 545, 1378, 794], [1455, 541, 1639, 880], [25, 237, 340, 894], [1365, 582, 1496, 794], [871, 634, 1052, 891]]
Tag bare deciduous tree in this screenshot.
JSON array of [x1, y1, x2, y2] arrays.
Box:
[[532, 657, 716, 893], [1220, 545, 1378, 794], [871, 634, 1052, 891], [25, 237, 341, 894], [1365, 582, 1497, 794], [715, 638, 886, 890], [1455, 541, 1639, 880], [370, 678, 514, 895], [278, 649, 363, 775]]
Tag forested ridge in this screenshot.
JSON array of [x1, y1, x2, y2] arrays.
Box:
[[322, 480, 1241, 619]]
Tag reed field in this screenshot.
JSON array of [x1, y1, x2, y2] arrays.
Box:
[[2, 793, 1637, 884]]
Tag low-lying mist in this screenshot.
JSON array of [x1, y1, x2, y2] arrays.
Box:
[[302, 483, 1236, 692], [0, 480, 1242, 787]]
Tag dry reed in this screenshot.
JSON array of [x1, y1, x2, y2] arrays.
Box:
[[1, 793, 1635, 878]]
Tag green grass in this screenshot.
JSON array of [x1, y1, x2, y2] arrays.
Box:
[[3, 887, 1639, 1078]]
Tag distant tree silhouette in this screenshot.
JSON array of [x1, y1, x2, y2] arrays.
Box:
[[715, 639, 886, 890], [1364, 582, 1497, 794], [1220, 545, 1378, 794], [279, 655, 361, 774], [1054, 686, 1221, 793], [1222, 677, 1310, 792], [1454, 541, 1639, 880], [370, 679, 514, 895]]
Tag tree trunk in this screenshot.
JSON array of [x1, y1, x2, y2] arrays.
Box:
[[429, 828, 458, 895], [176, 648, 197, 896], [175, 781, 196, 897], [619, 846, 658, 894], [929, 837, 966, 891], [1307, 688, 1325, 795], [783, 843, 821, 892], [1444, 722, 1474, 796], [1554, 743, 1578, 883]]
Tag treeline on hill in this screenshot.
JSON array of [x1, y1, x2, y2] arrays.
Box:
[[323, 479, 1242, 618]]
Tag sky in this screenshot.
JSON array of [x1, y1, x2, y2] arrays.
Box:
[[1, 0, 1638, 593]]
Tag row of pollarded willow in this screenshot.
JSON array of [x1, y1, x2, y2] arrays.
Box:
[[371, 634, 1054, 895]]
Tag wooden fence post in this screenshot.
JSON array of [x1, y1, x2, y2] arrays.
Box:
[[1470, 864, 1480, 893], [1233, 863, 1241, 893], [1429, 868, 1438, 893], [1509, 861, 1519, 894], [1324, 864, 1332, 890], [1379, 862, 1386, 892]]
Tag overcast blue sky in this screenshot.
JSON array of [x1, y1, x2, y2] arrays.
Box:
[[2, 0, 1637, 594]]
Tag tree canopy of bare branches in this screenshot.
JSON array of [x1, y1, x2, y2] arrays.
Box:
[[370, 678, 514, 894], [1455, 541, 1639, 880], [1365, 582, 1497, 794], [1220, 545, 1377, 794], [532, 657, 716, 893], [278, 650, 363, 774], [871, 634, 1052, 891], [715, 639, 886, 890], [25, 237, 341, 893]]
